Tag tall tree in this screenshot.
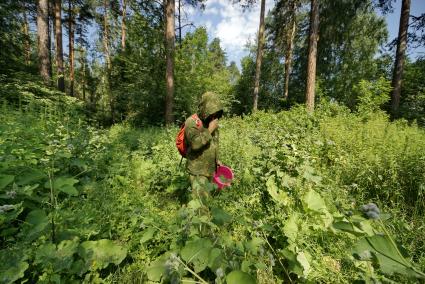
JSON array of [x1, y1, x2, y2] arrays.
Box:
[[23, 5, 31, 65], [305, 0, 319, 112], [165, 0, 175, 124], [37, 0, 51, 84], [103, 0, 114, 122], [121, 0, 126, 50], [283, 1, 297, 100], [68, 0, 75, 96], [252, 0, 266, 111], [55, 0, 65, 91], [391, 0, 410, 117]]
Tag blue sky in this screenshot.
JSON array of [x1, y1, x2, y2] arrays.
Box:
[[182, 0, 424, 68]]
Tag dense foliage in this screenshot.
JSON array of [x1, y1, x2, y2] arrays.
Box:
[[1, 85, 425, 282]]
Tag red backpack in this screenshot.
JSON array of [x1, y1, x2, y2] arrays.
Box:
[[176, 114, 202, 157]]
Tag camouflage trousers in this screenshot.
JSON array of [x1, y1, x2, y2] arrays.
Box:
[[189, 175, 212, 202]]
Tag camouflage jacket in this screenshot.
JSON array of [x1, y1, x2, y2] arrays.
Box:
[[185, 92, 223, 177]]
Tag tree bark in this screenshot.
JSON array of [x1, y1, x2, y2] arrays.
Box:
[[178, 0, 182, 46], [37, 0, 51, 84], [253, 0, 266, 111], [305, 0, 319, 112], [68, 0, 75, 97], [49, 0, 54, 81], [165, 0, 175, 125], [121, 0, 126, 50], [391, 0, 410, 117], [284, 3, 296, 100], [55, 0, 65, 92], [103, 0, 114, 122], [23, 8, 31, 65]]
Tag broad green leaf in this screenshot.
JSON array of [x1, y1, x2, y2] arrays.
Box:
[[226, 270, 256, 284], [35, 238, 79, 273], [302, 189, 327, 212], [45, 177, 79, 196], [333, 221, 365, 236], [281, 249, 304, 276], [266, 176, 290, 206], [283, 213, 299, 243], [207, 248, 222, 271], [180, 238, 212, 272], [211, 206, 232, 225], [0, 248, 29, 284], [353, 235, 424, 278], [23, 209, 49, 241], [146, 257, 166, 282], [78, 239, 127, 271], [0, 174, 14, 190], [297, 251, 311, 278], [140, 227, 157, 244], [244, 237, 264, 255], [16, 169, 45, 186]]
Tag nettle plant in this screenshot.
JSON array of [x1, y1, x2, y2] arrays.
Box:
[[143, 181, 275, 284], [0, 110, 127, 283]]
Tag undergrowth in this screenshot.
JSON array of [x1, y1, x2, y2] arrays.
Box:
[[1, 94, 425, 283]]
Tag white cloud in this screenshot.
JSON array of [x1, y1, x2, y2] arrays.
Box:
[[188, 0, 275, 65]]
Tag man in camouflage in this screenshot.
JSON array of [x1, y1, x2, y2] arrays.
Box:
[[184, 92, 223, 202]]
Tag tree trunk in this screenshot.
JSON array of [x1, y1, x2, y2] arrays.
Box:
[[391, 0, 410, 117], [284, 3, 296, 100], [55, 0, 65, 92], [165, 0, 175, 125], [121, 0, 126, 50], [68, 0, 75, 97], [253, 0, 266, 111], [178, 0, 182, 46], [49, 0, 54, 81], [37, 0, 51, 84], [103, 0, 114, 122], [23, 8, 31, 65], [305, 0, 319, 112]]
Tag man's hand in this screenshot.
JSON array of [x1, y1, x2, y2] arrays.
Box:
[[208, 118, 219, 134]]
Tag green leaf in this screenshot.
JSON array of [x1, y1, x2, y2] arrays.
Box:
[[23, 209, 49, 241], [45, 177, 79, 196], [35, 238, 79, 273], [207, 248, 222, 271], [16, 169, 45, 186], [180, 238, 213, 272], [333, 220, 366, 236], [226, 270, 256, 284], [146, 254, 169, 282], [211, 207, 232, 225], [266, 176, 290, 206], [302, 189, 327, 212], [296, 251, 311, 278], [0, 248, 29, 284], [140, 227, 156, 244], [244, 237, 264, 255], [283, 213, 299, 243], [78, 239, 127, 271], [0, 174, 14, 190], [353, 235, 424, 278]]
